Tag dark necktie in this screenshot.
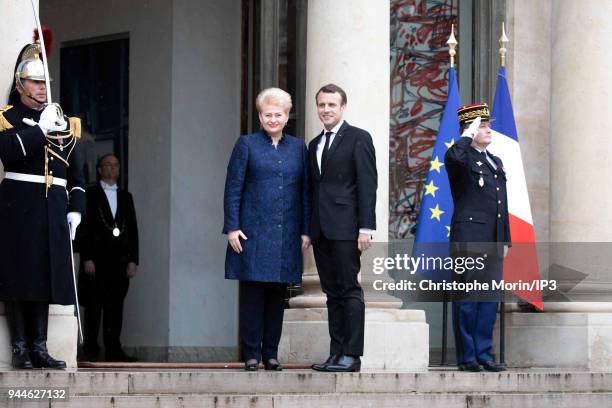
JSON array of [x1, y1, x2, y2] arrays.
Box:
[[321, 131, 333, 172], [482, 150, 497, 170]]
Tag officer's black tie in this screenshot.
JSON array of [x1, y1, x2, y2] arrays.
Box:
[[321, 131, 333, 172]]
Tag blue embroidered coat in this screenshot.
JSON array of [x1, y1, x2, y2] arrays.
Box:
[[223, 131, 311, 283]]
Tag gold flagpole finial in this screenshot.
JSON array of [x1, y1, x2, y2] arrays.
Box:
[[499, 22, 509, 67], [447, 24, 458, 68]]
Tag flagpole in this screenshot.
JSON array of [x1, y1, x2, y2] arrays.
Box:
[[447, 24, 458, 68], [498, 22, 509, 367], [441, 24, 458, 367], [499, 22, 509, 67]]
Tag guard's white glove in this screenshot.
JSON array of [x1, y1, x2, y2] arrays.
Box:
[[36, 104, 67, 135], [461, 116, 482, 138], [67, 212, 81, 241], [503, 245, 509, 258]]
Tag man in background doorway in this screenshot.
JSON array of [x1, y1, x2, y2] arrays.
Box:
[[77, 154, 139, 362]]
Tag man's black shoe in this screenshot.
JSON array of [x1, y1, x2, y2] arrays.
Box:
[[480, 360, 506, 372], [326, 355, 361, 372], [244, 359, 259, 371], [312, 355, 339, 371], [457, 362, 482, 372], [264, 358, 282, 371]]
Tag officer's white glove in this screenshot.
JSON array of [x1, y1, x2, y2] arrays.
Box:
[[461, 116, 482, 138], [67, 212, 81, 241], [30, 104, 67, 135], [503, 245, 509, 258]]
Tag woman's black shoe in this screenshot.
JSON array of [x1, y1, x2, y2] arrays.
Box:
[[264, 358, 282, 371], [245, 359, 259, 371]]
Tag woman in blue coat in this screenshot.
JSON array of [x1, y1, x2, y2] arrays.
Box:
[[223, 88, 311, 371]]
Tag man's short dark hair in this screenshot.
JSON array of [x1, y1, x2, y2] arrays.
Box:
[[97, 153, 118, 169], [315, 83, 347, 106]]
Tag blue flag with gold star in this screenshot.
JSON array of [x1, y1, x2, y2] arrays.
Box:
[[412, 67, 460, 278]]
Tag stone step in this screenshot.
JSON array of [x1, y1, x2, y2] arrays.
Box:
[[0, 370, 611, 396], [4, 392, 612, 408]]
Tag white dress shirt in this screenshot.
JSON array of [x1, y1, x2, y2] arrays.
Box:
[[316, 120, 374, 237], [100, 180, 118, 218], [316, 120, 344, 172]]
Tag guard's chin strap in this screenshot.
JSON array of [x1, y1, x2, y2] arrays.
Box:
[[25, 93, 45, 106], [16, 79, 46, 107]]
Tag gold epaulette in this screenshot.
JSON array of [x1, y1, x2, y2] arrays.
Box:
[[0, 105, 13, 131], [68, 117, 81, 140]]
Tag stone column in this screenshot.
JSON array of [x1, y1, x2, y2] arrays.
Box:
[[1, 1, 41, 178], [495, 0, 612, 370], [0, 1, 77, 368], [278, 0, 429, 370], [550, 5, 612, 240]]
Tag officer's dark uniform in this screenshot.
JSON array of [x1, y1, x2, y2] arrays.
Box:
[[444, 103, 510, 370], [0, 41, 84, 369]]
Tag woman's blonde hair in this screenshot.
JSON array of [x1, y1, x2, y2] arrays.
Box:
[[256, 87, 292, 113]]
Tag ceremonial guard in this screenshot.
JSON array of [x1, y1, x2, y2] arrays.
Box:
[[0, 32, 85, 369], [445, 103, 509, 372]]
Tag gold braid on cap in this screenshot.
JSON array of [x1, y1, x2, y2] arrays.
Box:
[[458, 108, 490, 123]]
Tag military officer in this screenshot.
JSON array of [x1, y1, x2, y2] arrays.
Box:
[[444, 103, 509, 372], [0, 39, 85, 369]]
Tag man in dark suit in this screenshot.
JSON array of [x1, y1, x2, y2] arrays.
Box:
[[77, 154, 139, 362], [445, 103, 509, 372], [309, 84, 377, 372]]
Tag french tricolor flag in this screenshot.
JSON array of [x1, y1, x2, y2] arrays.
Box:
[[488, 66, 543, 309]]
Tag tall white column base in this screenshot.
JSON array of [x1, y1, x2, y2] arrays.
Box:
[[279, 308, 429, 370], [494, 305, 612, 370]]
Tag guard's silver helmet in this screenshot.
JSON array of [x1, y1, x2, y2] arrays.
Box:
[[15, 43, 47, 84]]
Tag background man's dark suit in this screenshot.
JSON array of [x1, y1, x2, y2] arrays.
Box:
[[308, 121, 377, 359], [77, 184, 139, 360]]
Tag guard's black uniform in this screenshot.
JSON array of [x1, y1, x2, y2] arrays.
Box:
[[0, 99, 84, 370], [0, 101, 85, 304]]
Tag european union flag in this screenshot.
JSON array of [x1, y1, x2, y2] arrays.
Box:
[[412, 67, 461, 280]]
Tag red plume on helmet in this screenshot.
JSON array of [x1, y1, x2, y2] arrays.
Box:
[[33, 26, 53, 58]]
